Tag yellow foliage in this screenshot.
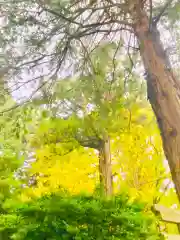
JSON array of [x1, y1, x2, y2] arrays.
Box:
[[22, 147, 99, 199], [21, 102, 166, 205], [111, 104, 166, 203]]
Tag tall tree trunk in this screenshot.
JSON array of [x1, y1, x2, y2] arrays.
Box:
[[98, 135, 113, 196], [134, 12, 180, 202]]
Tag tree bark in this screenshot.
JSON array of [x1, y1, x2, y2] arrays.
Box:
[[134, 11, 180, 202], [98, 135, 113, 196]]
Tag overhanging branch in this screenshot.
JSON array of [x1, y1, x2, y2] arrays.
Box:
[[75, 134, 102, 149]]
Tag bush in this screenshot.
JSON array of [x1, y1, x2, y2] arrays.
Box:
[[0, 193, 163, 240]]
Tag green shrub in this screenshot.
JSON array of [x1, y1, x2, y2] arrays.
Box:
[[0, 193, 163, 240]]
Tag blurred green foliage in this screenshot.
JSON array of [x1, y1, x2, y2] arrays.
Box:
[[0, 193, 163, 240]]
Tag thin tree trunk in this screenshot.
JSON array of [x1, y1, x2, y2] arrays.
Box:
[[98, 135, 113, 196], [134, 12, 180, 202]]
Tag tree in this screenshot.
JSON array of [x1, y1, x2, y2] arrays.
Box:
[[0, 85, 31, 216], [22, 91, 168, 204], [1, 0, 180, 200], [26, 44, 145, 197]]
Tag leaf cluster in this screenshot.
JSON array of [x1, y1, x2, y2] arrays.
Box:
[[0, 193, 164, 240]]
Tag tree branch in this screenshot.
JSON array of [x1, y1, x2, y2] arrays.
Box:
[[153, 0, 174, 25], [75, 3, 128, 12], [149, 0, 153, 30], [75, 135, 102, 149]]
